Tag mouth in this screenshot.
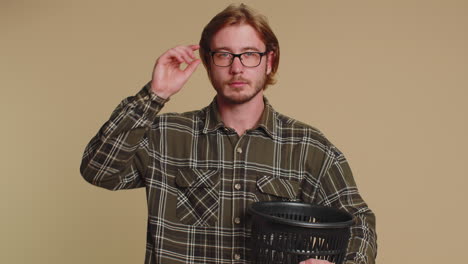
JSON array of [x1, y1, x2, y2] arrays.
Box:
[[228, 81, 248, 88]]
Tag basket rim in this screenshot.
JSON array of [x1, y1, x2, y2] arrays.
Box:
[[248, 201, 354, 229]]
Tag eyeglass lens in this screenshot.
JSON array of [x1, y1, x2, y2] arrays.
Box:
[[213, 52, 262, 67]]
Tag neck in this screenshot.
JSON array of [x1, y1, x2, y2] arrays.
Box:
[[216, 91, 265, 136]]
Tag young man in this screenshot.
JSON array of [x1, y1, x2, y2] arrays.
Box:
[[80, 4, 377, 264]]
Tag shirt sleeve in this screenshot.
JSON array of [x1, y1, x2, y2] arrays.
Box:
[[79, 82, 169, 190], [317, 146, 378, 264]]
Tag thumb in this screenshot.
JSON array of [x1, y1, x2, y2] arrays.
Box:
[[183, 59, 201, 78]]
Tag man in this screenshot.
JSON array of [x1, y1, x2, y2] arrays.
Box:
[[80, 4, 377, 264]]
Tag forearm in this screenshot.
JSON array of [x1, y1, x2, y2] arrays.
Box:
[[345, 210, 377, 264], [317, 148, 377, 264], [80, 82, 168, 190]]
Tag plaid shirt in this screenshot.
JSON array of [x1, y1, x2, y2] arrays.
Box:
[[80, 83, 377, 264]]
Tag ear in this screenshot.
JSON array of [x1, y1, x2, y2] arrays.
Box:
[[266, 51, 274, 75]]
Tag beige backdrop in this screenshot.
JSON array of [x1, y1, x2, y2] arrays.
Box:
[[1, 0, 467, 263]]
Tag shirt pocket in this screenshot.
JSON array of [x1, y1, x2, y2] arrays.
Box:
[[175, 168, 220, 226], [256, 175, 301, 201]]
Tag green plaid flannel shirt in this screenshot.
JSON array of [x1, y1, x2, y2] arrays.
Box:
[[80, 82, 377, 264]]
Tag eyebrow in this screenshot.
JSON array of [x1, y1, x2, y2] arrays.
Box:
[[212, 46, 262, 52]]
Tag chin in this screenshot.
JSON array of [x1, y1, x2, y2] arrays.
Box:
[[219, 90, 262, 105], [224, 96, 251, 105], [212, 79, 265, 105]]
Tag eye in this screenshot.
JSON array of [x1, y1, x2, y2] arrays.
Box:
[[243, 52, 255, 57], [216, 52, 232, 59]]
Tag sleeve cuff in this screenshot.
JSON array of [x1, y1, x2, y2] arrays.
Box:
[[144, 81, 170, 105]]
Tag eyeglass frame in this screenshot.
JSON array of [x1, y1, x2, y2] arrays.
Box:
[[209, 50, 268, 67]]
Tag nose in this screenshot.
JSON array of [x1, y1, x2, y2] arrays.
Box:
[[229, 56, 244, 74]]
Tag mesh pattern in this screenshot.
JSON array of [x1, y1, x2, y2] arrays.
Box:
[[249, 202, 354, 264]]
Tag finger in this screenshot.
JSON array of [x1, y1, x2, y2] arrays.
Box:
[[189, 44, 200, 51], [159, 45, 199, 66], [173, 45, 199, 59], [181, 46, 197, 60], [164, 49, 185, 64], [182, 59, 201, 77], [173, 47, 194, 64], [188, 45, 201, 58]]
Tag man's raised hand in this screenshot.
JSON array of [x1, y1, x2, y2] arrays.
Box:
[[150, 45, 201, 99]]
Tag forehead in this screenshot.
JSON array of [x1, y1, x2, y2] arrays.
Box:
[[210, 23, 266, 52]]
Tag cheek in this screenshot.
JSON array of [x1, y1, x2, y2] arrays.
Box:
[[214, 68, 231, 78], [208, 69, 226, 85], [210, 70, 220, 81]]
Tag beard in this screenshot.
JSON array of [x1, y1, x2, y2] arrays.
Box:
[[210, 69, 268, 105]]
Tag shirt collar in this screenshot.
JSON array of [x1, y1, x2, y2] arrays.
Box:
[[202, 96, 276, 139]]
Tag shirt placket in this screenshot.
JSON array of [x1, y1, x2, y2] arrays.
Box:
[[231, 133, 248, 263]]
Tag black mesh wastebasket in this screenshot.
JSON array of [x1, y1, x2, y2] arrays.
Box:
[[248, 201, 354, 264]]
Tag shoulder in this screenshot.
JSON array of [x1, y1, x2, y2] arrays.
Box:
[[151, 107, 208, 129], [274, 111, 342, 156], [275, 112, 325, 140]]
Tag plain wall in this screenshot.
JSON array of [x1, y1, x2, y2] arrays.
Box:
[[1, 0, 467, 263]]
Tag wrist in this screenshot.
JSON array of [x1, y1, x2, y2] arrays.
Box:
[[150, 82, 171, 99], [145, 82, 170, 104]]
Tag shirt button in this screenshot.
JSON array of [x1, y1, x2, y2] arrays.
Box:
[[236, 147, 242, 154], [234, 183, 241, 190], [234, 217, 241, 224], [234, 253, 241, 260]]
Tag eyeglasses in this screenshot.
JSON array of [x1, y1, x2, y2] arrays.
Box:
[[210, 51, 268, 67]]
